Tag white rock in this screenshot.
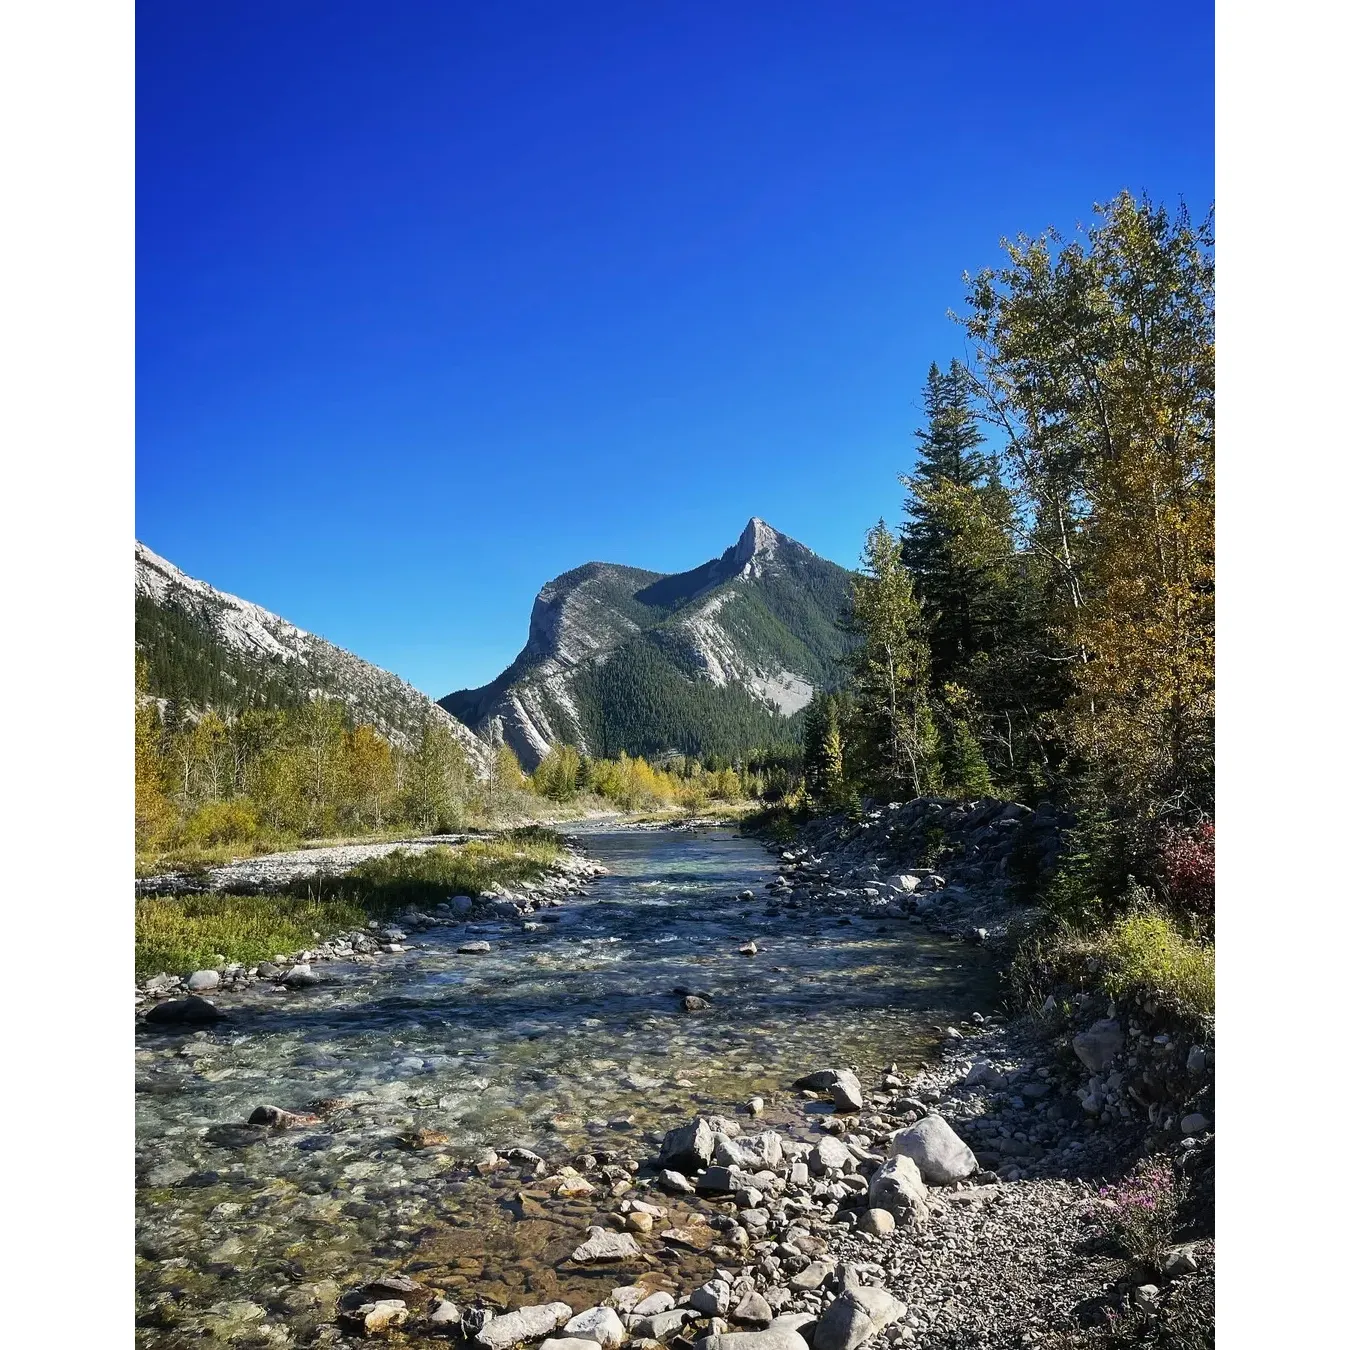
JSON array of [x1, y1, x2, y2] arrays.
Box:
[[888, 1114, 977, 1185], [477, 1303, 574, 1350], [563, 1306, 625, 1348]]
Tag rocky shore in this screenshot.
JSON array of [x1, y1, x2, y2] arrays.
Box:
[[136, 837, 607, 1015]]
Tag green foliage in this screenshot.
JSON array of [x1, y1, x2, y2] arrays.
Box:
[[533, 744, 582, 800], [135, 831, 563, 976], [802, 692, 848, 811], [181, 798, 260, 848]]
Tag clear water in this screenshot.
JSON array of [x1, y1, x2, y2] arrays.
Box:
[[135, 826, 994, 1345]]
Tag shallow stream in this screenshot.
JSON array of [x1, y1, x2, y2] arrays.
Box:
[[135, 825, 995, 1345]]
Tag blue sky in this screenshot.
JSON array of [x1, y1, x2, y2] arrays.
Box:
[[136, 1, 1214, 697]]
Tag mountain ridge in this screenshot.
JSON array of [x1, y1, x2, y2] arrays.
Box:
[[441, 519, 855, 768], [135, 542, 490, 770]]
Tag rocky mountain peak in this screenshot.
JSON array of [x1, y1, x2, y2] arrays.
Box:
[[732, 517, 786, 568]]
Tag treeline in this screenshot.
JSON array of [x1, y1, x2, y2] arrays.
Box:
[[531, 743, 799, 812], [135, 660, 529, 855], [800, 193, 1214, 925]]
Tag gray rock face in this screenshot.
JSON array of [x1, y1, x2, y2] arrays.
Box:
[[868, 1155, 929, 1224], [812, 1288, 905, 1350], [562, 1306, 625, 1348], [888, 1114, 977, 1185], [570, 1227, 641, 1263], [186, 969, 220, 992], [1073, 1019, 1125, 1073], [476, 1303, 573, 1350], [144, 994, 223, 1024], [692, 1331, 810, 1350], [658, 1117, 715, 1174]]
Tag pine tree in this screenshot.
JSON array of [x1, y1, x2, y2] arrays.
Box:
[[802, 693, 847, 811], [843, 522, 939, 800]]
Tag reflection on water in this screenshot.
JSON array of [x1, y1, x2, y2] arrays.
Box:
[[135, 827, 993, 1344]]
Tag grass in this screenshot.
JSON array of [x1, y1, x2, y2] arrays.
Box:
[[135, 828, 565, 979], [1012, 907, 1214, 1023]]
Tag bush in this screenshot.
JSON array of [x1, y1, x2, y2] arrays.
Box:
[[1156, 822, 1214, 927], [1095, 1156, 1185, 1274], [181, 798, 260, 847]]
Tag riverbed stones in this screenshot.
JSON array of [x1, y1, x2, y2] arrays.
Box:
[[451, 895, 474, 917], [1180, 1112, 1210, 1135], [186, 969, 220, 992], [283, 963, 322, 986], [888, 1114, 977, 1184], [658, 1169, 695, 1194], [564, 1305, 626, 1347], [458, 941, 492, 955], [631, 1292, 676, 1317], [247, 1104, 317, 1129], [831, 1077, 864, 1113], [658, 1117, 715, 1174], [542, 1340, 601, 1350], [732, 1292, 773, 1326], [1073, 1019, 1125, 1073], [632, 1309, 694, 1340], [477, 1302, 574, 1350], [360, 1300, 409, 1334], [856, 1207, 896, 1236], [809, 1136, 853, 1174], [572, 1227, 642, 1263], [145, 994, 223, 1024], [793, 1068, 861, 1096]]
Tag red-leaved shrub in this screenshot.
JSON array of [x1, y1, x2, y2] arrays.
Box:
[[1157, 822, 1215, 922]]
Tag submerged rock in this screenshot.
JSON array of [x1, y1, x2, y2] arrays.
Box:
[[571, 1227, 641, 1263], [144, 995, 222, 1024]]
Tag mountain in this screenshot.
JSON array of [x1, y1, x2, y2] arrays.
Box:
[[135, 542, 490, 769], [441, 519, 855, 768]]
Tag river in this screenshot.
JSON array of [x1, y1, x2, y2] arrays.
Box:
[[135, 824, 995, 1345]]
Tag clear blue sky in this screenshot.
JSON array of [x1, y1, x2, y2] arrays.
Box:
[[136, 1, 1214, 697]]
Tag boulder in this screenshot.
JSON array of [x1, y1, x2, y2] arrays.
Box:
[[144, 995, 223, 1024], [563, 1306, 625, 1348], [812, 1288, 905, 1350], [1073, 1019, 1125, 1073], [696, 1166, 755, 1194], [458, 941, 492, 955], [867, 1156, 929, 1225], [831, 1077, 864, 1113], [631, 1292, 676, 1317], [476, 1303, 574, 1350], [657, 1169, 695, 1194], [657, 1117, 715, 1174], [542, 1341, 601, 1350], [571, 1227, 642, 1263], [888, 1115, 977, 1185], [856, 1208, 895, 1236], [186, 969, 220, 992], [731, 1293, 772, 1326], [1180, 1112, 1210, 1135], [692, 1332, 809, 1350], [808, 1135, 853, 1174], [632, 1309, 694, 1340], [690, 1281, 732, 1318], [792, 1068, 861, 1095], [283, 963, 322, 986], [450, 895, 474, 917]]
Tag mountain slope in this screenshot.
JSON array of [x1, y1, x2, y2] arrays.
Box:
[[441, 519, 855, 767], [135, 543, 490, 769]]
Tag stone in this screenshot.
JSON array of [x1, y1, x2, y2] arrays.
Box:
[[186, 969, 220, 992], [888, 1114, 977, 1185], [697, 1165, 755, 1193], [809, 1135, 853, 1174], [144, 995, 223, 1024], [856, 1207, 895, 1236], [430, 1300, 462, 1326], [476, 1303, 574, 1350], [1186, 1044, 1209, 1074], [564, 1306, 626, 1348], [247, 1104, 317, 1129], [788, 1261, 831, 1292], [632, 1309, 694, 1341], [283, 963, 322, 986], [739, 942, 759, 956], [658, 1169, 695, 1194], [451, 895, 474, 916], [572, 1227, 642, 1263], [363, 1300, 409, 1334], [1180, 1112, 1210, 1135], [793, 1068, 861, 1095], [542, 1341, 602, 1350], [658, 1117, 715, 1174], [690, 1281, 732, 1317], [831, 1077, 864, 1113], [748, 1097, 765, 1116], [625, 1211, 654, 1234], [458, 941, 492, 954], [1161, 1246, 1200, 1280], [692, 1332, 809, 1350], [683, 995, 712, 1012], [631, 1293, 676, 1317], [364, 1274, 433, 1307], [868, 1156, 929, 1224], [1073, 1019, 1125, 1073], [812, 1288, 905, 1350], [732, 1293, 772, 1326]]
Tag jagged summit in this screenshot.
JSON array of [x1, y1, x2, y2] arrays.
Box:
[[440, 519, 854, 769]]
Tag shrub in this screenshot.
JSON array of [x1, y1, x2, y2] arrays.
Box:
[[181, 797, 260, 847], [1096, 1156, 1185, 1274], [1156, 822, 1214, 926]]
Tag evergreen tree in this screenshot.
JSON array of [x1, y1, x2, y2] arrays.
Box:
[[843, 522, 939, 800], [802, 693, 847, 811]]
